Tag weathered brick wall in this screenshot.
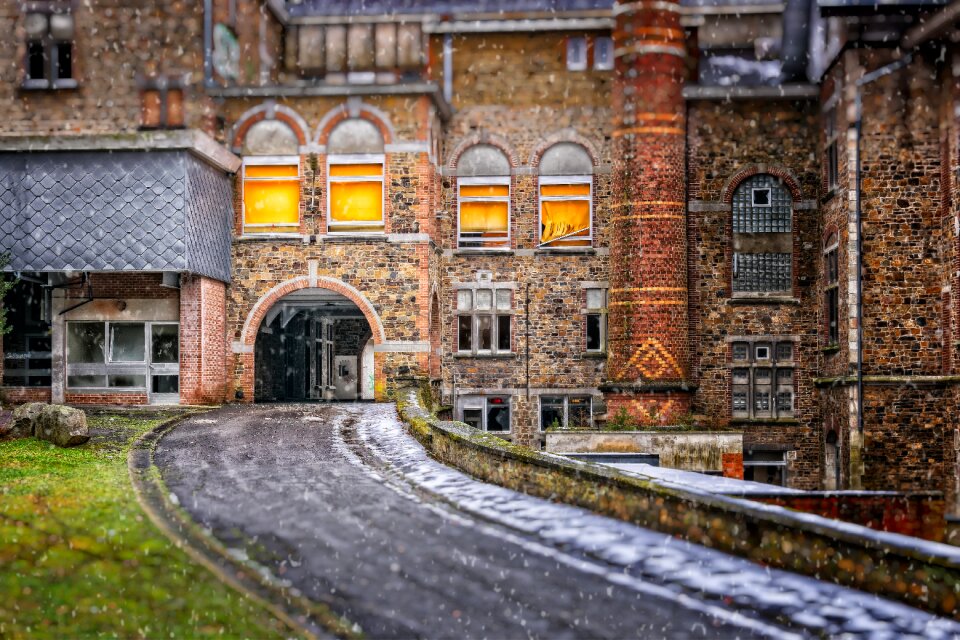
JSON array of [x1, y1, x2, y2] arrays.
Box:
[[687, 98, 822, 488], [180, 275, 228, 405], [0, 1, 213, 135]]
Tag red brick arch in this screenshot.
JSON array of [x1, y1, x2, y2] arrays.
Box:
[[314, 103, 395, 146], [448, 133, 519, 171], [236, 276, 386, 402], [529, 134, 602, 169], [720, 164, 804, 203], [228, 103, 310, 153], [240, 276, 385, 347]]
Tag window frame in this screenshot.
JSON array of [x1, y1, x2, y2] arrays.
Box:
[[731, 174, 794, 296], [538, 175, 593, 248], [241, 155, 302, 236], [566, 36, 587, 71], [457, 176, 511, 249], [743, 450, 788, 486], [539, 395, 594, 431], [730, 338, 796, 420], [593, 36, 614, 70], [326, 152, 386, 232], [457, 395, 512, 433], [584, 287, 607, 354], [65, 321, 180, 396], [824, 105, 839, 192], [456, 286, 513, 356], [22, 8, 77, 90], [824, 233, 840, 346]]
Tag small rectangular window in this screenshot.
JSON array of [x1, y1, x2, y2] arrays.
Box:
[[243, 160, 301, 234], [586, 314, 602, 351], [744, 450, 787, 486], [732, 342, 749, 361], [457, 396, 511, 433], [593, 36, 614, 70], [539, 395, 593, 431], [457, 315, 472, 351], [775, 342, 793, 362], [585, 288, 607, 353], [566, 36, 587, 70], [22, 10, 76, 89], [540, 396, 565, 431], [497, 315, 511, 351], [751, 188, 771, 207]]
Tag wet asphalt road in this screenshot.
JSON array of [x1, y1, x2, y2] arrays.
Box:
[[155, 404, 750, 639]]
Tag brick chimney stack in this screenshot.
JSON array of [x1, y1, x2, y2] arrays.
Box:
[[605, 0, 692, 424]]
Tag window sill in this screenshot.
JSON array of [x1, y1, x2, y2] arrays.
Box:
[[820, 344, 841, 354], [237, 233, 302, 241], [729, 418, 800, 425], [453, 248, 514, 256], [323, 232, 387, 242], [581, 351, 607, 359], [535, 247, 596, 256], [21, 78, 78, 91], [453, 353, 518, 359], [726, 295, 800, 306]]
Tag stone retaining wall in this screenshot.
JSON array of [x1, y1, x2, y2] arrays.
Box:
[[545, 430, 742, 473], [396, 387, 960, 618]]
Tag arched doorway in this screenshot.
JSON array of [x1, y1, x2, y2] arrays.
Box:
[[254, 288, 373, 402]]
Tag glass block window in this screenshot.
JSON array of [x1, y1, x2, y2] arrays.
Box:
[[732, 174, 793, 294], [730, 338, 796, 419]]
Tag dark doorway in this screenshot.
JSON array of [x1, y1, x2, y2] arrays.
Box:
[[254, 288, 372, 402]]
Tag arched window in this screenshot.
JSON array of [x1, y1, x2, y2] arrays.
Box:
[[731, 174, 792, 294], [241, 120, 301, 235], [538, 143, 593, 248], [326, 118, 385, 232], [457, 144, 510, 249], [824, 231, 839, 346]]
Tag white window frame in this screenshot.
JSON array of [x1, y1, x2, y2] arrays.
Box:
[[326, 153, 386, 232], [457, 176, 511, 249], [539, 395, 594, 431], [750, 187, 772, 207], [457, 395, 512, 433], [241, 155, 302, 235], [593, 36, 614, 70], [566, 36, 587, 71], [584, 288, 607, 353], [538, 175, 593, 248], [65, 321, 180, 399], [456, 286, 513, 355]]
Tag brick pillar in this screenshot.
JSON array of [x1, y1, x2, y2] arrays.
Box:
[[604, 0, 692, 425], [179, 275, 228, 405]]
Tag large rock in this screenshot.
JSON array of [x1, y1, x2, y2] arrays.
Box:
[[35, 405, 89, 447], [8, 402, 46, 439]]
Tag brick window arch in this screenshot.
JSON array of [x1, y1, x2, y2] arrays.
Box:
[[731, 174, 793, 295]]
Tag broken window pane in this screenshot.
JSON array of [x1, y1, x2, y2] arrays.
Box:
[[487, 400, 510, 431], [568, 396, 591, 429], [586, 314, 602, 351], [540, 183, 591, 246], [152, 375, 179, 394], [497, 315, 511, 351], [110, 323, 145, 362], [457, 315, 472, 351], [540, 396, 564, 430], [67, 323, 104, 364], [151, 325, 179, 363]]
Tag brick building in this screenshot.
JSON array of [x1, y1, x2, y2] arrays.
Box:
[[1, 0, 958, 506]]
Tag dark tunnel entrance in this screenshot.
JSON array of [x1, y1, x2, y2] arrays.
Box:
[[254, 288, 374, 402]]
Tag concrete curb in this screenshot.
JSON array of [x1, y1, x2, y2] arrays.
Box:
[[127, 414, 360, 640]]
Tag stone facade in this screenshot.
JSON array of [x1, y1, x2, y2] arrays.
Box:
[[0, 0, 958, 506]]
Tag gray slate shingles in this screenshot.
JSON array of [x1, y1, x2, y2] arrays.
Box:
[[0, 151, 232, 283]]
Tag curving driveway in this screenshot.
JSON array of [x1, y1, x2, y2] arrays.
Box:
[[155, 404, 960, 639]]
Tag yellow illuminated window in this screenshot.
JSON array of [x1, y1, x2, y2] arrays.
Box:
[[328, 160, 384, 230], [458, 180, 510, 248], [539, 180, 591, 247], [242, 160, 301, 234]]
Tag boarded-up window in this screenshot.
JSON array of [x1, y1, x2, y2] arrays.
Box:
[[242, 161, 301, 234]]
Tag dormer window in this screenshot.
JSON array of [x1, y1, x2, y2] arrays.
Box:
[[23, 9, 76, 90]]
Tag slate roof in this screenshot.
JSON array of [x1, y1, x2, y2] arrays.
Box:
[[0, 151, 232, 283], [286, 0, 615, 17]]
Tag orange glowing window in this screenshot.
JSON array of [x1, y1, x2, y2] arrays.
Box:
[[539, 180, 591, 247], [328, 161, 384, 228], [242, 160, 301, 233], [458, 180, 510, 248]]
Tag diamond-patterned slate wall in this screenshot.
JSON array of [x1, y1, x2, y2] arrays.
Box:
[[0, 151, 232, 283], [185, 154, 233, 283]]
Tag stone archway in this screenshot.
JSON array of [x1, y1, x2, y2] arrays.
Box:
[[237, 276, 386, 402]]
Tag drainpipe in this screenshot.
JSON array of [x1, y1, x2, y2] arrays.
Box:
[[203, 0, 214, 89], [853, 54, 912, 435], [443, 33, 454, 105]]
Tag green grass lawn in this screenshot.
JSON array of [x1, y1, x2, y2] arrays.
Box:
[[0, 410, 290, 639]]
